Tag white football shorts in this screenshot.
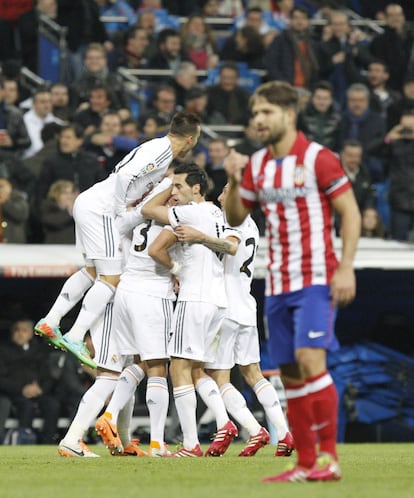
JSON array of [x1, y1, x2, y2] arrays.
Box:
[[113, 288, 174, 361], [168, 301, 226, 363], [205, 317, 261, 370], [73, 193, 123, 274]]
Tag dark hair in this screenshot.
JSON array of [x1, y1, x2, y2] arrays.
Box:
[[157, 28, 180, 47], [41, 122, 65, 142], [312, 80, 334, 95], [60, 123, 84, 139], [169, 111, 201, 137], [219, 61, 239, 76], [342, 139, 362, 150], [291, 6, 310, 18], [174, 163, 208, 195], [250, 81, 299, 111], [368, 59, 389, 73]]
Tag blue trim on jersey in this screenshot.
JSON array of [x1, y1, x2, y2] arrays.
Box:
[[265, 285, 339, 366]]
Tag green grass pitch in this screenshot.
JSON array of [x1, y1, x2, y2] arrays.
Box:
[[1, 442, 413, 498]]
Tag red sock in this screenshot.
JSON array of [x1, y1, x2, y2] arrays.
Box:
[[285, 383, 317, 468], [307, 371, 338, 459]]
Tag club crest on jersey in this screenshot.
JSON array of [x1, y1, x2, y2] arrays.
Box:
[[294, 165, 306, 187], [144, 162, 156, 173]]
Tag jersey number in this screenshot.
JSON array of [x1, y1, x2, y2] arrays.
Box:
[[133, 221, 152, 252], [240, 237, 256, 277]]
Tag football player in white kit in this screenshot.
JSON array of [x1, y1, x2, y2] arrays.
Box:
[[34, 112, 201, 368], [95, 215, 178, 457], [141, 163, 239, 457], [175, 184, 293, 457]]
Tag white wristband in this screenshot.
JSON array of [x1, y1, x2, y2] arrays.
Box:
[[170, 261, 181, 276]]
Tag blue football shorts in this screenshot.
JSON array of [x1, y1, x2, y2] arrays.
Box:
[[265, 285, 339, 366]]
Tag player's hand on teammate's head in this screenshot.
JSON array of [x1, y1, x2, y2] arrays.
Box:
[[224, 149, 248, 183]]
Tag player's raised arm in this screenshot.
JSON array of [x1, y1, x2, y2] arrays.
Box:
[[223, 149, 252, 226]]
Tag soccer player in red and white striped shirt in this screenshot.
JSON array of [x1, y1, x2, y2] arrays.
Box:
[[224, 81, 361, 482]]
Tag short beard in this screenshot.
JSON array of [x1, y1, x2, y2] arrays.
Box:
[[262, 128, 286, 146]]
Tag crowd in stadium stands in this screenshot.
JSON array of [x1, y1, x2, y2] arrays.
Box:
[[0, 0, 414, 443]]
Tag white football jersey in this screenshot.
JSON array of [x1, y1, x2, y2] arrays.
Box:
[[224, 215, 259, 326], [119, 221, 176, 299], [168, 201, 227, 307], [78, 136, 173, 215]]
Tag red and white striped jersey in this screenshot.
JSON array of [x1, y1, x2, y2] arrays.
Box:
[[239, 132, 351, 296]]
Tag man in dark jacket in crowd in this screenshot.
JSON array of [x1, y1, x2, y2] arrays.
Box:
[[0, 319, 60, 443]]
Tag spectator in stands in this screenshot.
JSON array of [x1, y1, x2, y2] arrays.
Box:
[[387, 73, 414, 129], [56, 0, 110, 83], [318, 10, 373, 106], [340, 139, 375, 213], [15, 0, 58, 74], [340, 83, 386, 182], [234, 116, 263, 156], [121, 117, 141, 141], [265, 7, 319, 89], [84, 111, 126, 174], [180, 14, 218, 70], [206, 61, 250, 125], [73, 83, 115, 136], [95, 0, 137, 40], [370, 3, 414, 92], [40, 180, 76, 244], [0, 153, 35, 198], [170, 61, 198, 107], [205, 137, 229, 204], [140, 84, 179, 127], [272, 0, 294, 30], [3, 78, 19, 107], [73, 43, 128, 109], [365, 61, 401, 121], [23, 122, 63, 182], [108, 26, 149, 71], [136, 9, 158, 60], [0, 0, 33, 64], [35, 124, 106, 204], [141, 114, 167, 142], [148, 28, 189, 72], [0, 76, 31, 158], [0, 168, 29, 244], [0, 319, 60, 444], [298, 80, 342, 152], [236, 6, 278, 48], [219, 25, 266, 69], [22, 87, 65, 160], [50, 83, 73, 122], [360, 207, 387, 238], [383, 111, 414, 241], [183, 84, 226, 125], [49, 350, 95, 420]]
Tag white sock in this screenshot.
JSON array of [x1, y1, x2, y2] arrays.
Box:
[[196, 377, 229, 429], [118, 396, 135, 447], [106, 364, 145, 424], [173, 385, 198, 450], [45, 269, 94, 327], [146, 377, 169, 445], [66, 279, 115, 341], [253, 378, 289, 439], [220, 383, 262, 436], [63, 375, 117, 444]]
